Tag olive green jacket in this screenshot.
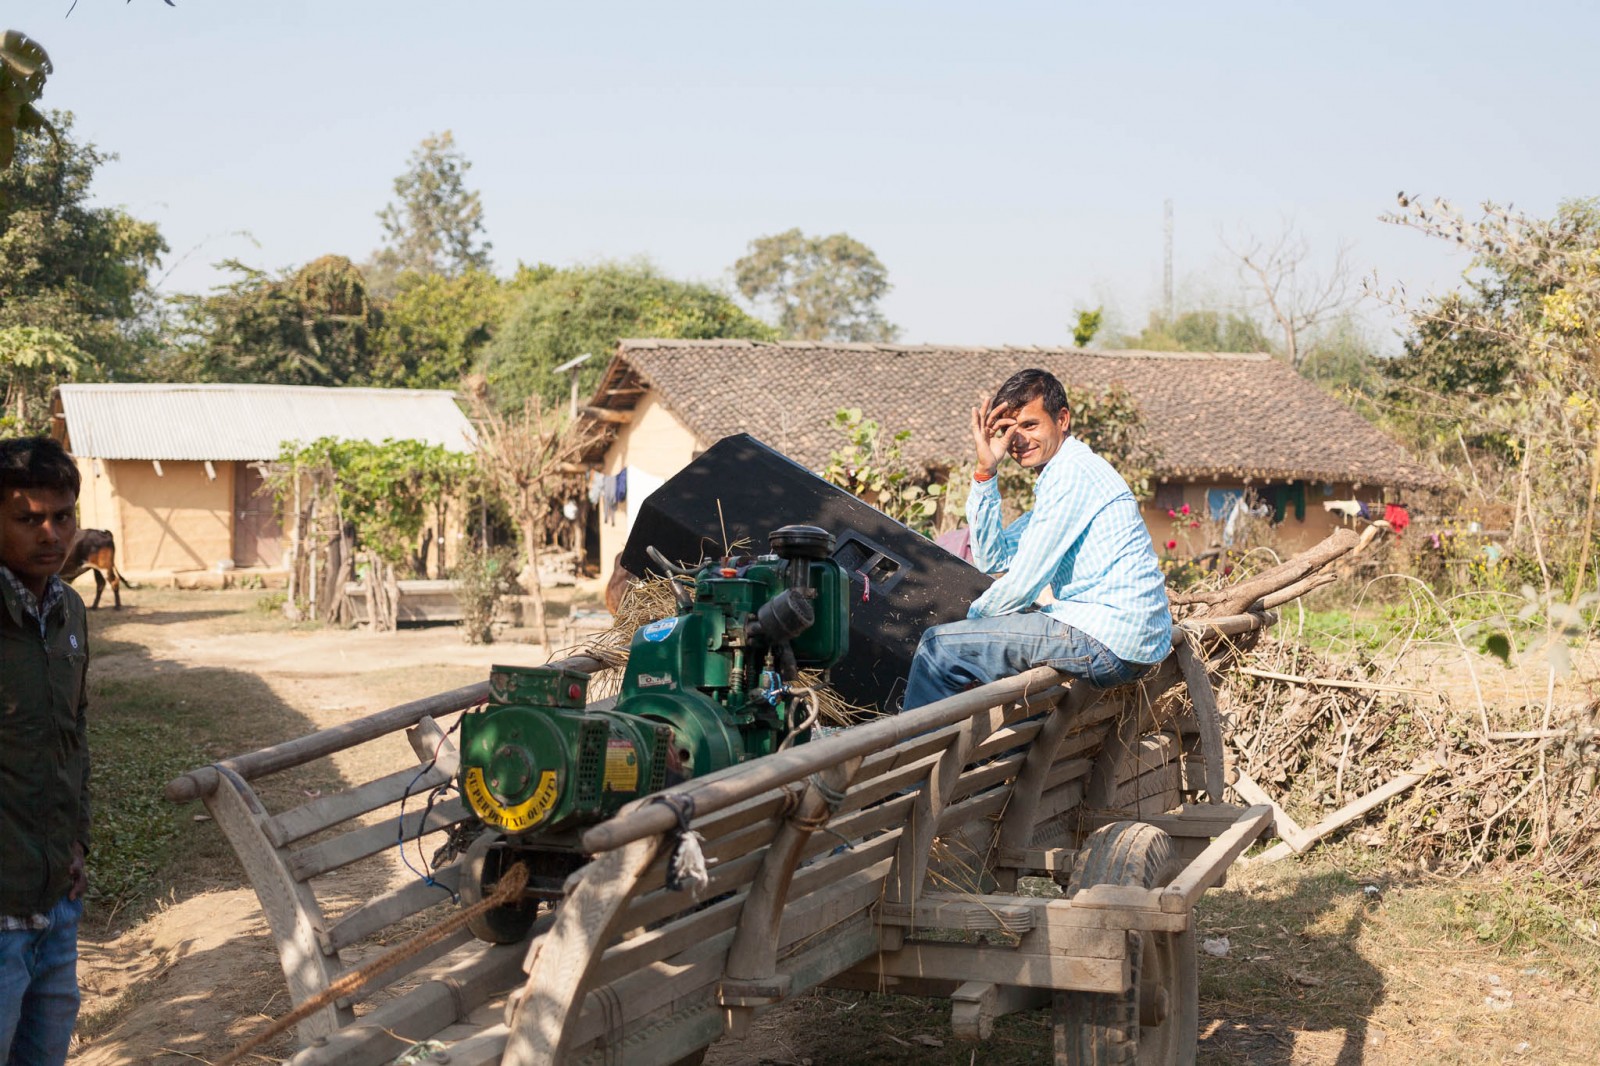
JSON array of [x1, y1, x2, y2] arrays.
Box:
[[0, 573, 92, 918]]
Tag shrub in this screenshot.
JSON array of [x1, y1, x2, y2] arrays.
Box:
[[450, 546, 519, 644]]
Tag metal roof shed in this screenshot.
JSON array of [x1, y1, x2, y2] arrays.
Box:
[[49, 383, 476, 577], [51, 382, 475, 460]]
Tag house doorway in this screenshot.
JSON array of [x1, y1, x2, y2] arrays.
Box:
[[233, 462, 284, 568]]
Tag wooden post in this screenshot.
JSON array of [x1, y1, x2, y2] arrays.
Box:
[[720, 756, 863, 1036], [1173, 633, 1226, 802], [883, 698, 1007, 945], [501, 834, 663, 1066], [204, 766, 351, 1041], [1250, 761, 1440, 864], [581, 666, 1067, 855], [992, 680, 1101, 889], [1159, 804, 1273, 912], [1229, 770, 1307, 850], [285, 473, 302, 619]]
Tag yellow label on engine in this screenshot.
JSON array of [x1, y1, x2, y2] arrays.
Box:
[[604, 739, 639, 792], [463, 766, 559, 832]]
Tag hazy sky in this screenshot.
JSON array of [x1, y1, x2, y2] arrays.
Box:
[[13, 1, 1599, 347]]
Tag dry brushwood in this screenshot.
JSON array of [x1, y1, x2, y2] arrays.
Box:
[[1220, 634, 1600, 885]]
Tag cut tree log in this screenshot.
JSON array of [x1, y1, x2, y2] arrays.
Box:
[[1172, 527, 1360, 616]]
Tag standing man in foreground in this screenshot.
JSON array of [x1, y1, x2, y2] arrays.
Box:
[[0, 437, 90, 1066], [902, 369, 1171, 709]]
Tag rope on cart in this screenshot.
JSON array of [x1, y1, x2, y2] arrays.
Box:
[[214, 861, 530, 1066]]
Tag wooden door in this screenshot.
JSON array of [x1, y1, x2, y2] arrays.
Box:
[[233, 462, 284, 568]]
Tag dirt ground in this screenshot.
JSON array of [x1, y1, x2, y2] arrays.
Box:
[[65, 584, 1600, 1066]]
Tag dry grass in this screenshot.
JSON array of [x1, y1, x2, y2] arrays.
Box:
[[1195, 843, 1600, 1065], [1220, 623, 1600, 887]]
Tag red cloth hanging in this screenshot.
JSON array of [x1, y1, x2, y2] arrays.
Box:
[[1384, 503, 1410, 536]]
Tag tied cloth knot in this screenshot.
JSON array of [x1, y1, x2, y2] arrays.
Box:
[[649, 793, 711, 897]]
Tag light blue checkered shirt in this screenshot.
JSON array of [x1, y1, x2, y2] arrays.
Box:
[[966, 437, 1173, 665]]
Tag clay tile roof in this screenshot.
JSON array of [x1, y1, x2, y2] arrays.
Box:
[[587, 339, 1443, 490]]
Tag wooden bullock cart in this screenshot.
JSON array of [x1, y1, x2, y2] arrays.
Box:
[[166, 531, 1365, 1065]]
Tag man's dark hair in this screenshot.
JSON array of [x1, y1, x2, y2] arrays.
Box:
[[0, 437, 81, 499], [992, 368, 1070, 420]]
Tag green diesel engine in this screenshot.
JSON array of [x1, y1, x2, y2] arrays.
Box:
[[454, 524, 849, 941]]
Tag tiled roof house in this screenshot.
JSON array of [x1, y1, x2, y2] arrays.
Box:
[[582, 339, 1443, 578]]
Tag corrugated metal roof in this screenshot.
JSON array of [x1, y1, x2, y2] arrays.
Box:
[[53, 383, 476, 460]]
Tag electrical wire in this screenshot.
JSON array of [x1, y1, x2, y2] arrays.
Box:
[[396, 713, 467, 894]]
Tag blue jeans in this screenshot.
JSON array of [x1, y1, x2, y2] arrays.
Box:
[[0, 896, 82, 1066], [902, 612, 1154, 711]]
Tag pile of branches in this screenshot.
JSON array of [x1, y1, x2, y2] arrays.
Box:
[[1170, 526, 1600, 885], [1221, 639, 1439, 810], [1221, 632, 1600, 886]]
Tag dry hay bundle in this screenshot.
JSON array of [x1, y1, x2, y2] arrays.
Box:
[[1222, 635, 1600, 886], [551, 576, 877, 725]]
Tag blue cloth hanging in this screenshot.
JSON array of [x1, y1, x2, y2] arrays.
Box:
[[1207, 488, 1243, 521]]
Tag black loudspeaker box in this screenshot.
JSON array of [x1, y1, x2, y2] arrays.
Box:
[[619, 433, 992, 711]]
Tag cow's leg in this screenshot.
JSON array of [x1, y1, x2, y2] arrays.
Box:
[[108, 568, 121, 609], [89, 569, 106, 610]]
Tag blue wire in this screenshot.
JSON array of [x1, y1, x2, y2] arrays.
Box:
[[396, 718, 463, 898]]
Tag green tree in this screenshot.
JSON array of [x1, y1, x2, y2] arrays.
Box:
[[0, 326, 80, 431], [823, 409, 943, 534], [269, 437, 469, 629], [733, 228, 897, 342], [168, 255, 379, 386], [1296, 309, 1382, 395], [0, 114, 166, 429], [0, 29, 52, 171], [1378, 195, 1600, 601], [367, 268, 503, 388], [1072, 307, 1103, 348], [1112, 308, 1270, 353], [368, 131, 491, 297], [483, 261, 775, 409]]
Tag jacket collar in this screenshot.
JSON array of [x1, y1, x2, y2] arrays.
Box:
[[0, 566, 65, 631]]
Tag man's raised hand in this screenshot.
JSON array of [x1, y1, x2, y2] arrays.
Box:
[[972, 389, 1017, 476]]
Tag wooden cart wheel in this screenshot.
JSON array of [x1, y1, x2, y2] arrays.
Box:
[[461, 830, 541, 944], [1054, 821, 1197, 1065]]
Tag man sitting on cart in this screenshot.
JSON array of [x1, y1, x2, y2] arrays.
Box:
[[901, 368, 1171, 709]]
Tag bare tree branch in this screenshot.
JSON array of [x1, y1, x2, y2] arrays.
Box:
[[465, 377, 604, 649], [1225, 223, 1355, 370]]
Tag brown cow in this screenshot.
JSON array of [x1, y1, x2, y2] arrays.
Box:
[[60, 529, 136, 609]]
